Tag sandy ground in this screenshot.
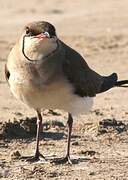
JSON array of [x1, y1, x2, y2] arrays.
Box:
[[1, 0, 128, 179]]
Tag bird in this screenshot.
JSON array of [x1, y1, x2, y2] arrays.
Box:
[[5, 21, 128, 164]]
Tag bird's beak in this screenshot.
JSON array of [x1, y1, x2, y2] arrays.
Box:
[[35, 32, 50, 40]]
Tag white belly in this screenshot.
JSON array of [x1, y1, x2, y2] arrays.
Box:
[[9, 73, 93, 115]]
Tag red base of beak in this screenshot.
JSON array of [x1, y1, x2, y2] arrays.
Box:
[[35, 34, 47, 39]]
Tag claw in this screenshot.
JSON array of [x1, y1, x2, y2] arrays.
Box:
[[20, 152, 46, 163], [51, 156, 72, 165]]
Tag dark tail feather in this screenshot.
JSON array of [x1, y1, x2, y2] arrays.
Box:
[[115, 80, 128, 87], [100, 73, 118, 93], [100, 73, 128, 94]]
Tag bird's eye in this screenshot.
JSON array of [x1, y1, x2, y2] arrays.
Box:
[[43, 31, 50, 38], [26, 27, 30, 35]]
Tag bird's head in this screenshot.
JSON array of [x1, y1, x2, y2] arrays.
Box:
[[24, 21, 56, 39], [21, 21, 58, 61]]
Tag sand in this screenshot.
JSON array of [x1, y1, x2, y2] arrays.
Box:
[[0, 0, 128, 179]]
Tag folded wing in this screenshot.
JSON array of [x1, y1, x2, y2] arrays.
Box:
[[62, 41, 118, 97]]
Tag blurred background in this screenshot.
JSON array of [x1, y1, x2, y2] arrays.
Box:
[[1, 0, 128, 40]]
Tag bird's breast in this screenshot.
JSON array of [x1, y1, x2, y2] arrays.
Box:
[[9, 72, 93, 115]]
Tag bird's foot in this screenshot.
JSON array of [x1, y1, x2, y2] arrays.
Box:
[[20, 152, 46, 163], [51, 155, 72, 165]]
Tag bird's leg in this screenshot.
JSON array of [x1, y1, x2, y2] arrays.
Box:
[[52, 113, 73, 164], [33, 110, 44, 159], [20, 110, 45, 162], [65, 113, 73, 163]]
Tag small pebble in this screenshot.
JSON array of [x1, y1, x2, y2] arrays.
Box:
[[10, 150, 21, 160], [72, 141, 79, 146], [89, 172, 95, 175]]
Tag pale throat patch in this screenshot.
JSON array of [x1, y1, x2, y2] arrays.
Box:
[[21, 36, 58, 61]]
